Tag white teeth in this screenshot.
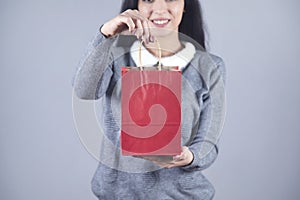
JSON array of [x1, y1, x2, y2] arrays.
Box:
[[153, 20, 169, 25]]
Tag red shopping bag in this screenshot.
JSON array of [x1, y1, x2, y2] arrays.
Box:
[[121, 42, 182, 156]]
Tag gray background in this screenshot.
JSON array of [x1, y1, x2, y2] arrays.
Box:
[[1, 0, 299, 199]]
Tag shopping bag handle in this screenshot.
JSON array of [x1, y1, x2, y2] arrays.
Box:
[[138, 40, 162, 71]]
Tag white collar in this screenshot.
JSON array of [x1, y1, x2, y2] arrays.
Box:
[[130, 40, 196, 71]]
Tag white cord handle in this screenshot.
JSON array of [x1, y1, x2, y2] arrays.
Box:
[[138, 40, 162, 71]]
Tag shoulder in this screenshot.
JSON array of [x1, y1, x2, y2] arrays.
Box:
[[209, 54, 225, 69], [208, 53, 226, 84], [191, 51, 226, 85]]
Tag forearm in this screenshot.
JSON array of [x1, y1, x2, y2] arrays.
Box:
[[73, 31, 114, 100], [182, 58, 226, 171], [181, 103, 220, 171]]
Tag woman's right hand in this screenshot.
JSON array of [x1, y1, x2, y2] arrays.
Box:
[[100, 9, 154, 44]]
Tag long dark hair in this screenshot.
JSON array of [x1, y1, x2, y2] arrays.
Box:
[[120, 0, 207, 50]]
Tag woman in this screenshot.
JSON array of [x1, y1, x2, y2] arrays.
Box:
[[73, 0, 226, 199]]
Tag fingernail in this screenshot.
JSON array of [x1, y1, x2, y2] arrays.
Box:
[[150, 36, 155, 43]]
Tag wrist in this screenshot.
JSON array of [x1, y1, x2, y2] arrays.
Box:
[[185, 149, 194, 166], [99, 24, 112, 38]]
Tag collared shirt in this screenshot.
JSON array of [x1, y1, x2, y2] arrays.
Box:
[[130, 40, 196, 71]]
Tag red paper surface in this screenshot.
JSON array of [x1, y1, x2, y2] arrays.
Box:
[[121, 68, 182, 155]]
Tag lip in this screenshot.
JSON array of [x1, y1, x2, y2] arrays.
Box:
[[150, 18, 170, 28]]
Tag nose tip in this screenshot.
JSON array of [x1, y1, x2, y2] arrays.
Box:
[[152, 0, 168, 11]]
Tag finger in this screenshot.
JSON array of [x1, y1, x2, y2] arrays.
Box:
[[124, 10, 151, 43], [172, 154, 193, 166], [153, 160, 174, 167], [118, 15, 136, 33], [152, 161, 169, 168], [173, 146, 190, 161], [173, 151, 185, 161], [121, 10, 144, 32], [135, 19, 144, 40], [133, 11, 151, 43], [173, 154, 183, 161], [142, 20, 151, 44], [130, 9, 147, 22], [166, 164, 176, 169]]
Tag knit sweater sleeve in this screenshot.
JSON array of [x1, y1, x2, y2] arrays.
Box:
[[72, 31, 115, 100], [181, 55, 226, 171]]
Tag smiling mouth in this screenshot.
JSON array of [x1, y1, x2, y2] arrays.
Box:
[[151, 19, 170, 25]]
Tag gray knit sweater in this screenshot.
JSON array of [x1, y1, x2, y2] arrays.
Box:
[[73, 32, 226, 200]]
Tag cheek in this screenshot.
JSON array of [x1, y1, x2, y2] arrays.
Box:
[[171, 3, 184, 20], [173, 9, 184, 23], [138, 5, 150, 18]]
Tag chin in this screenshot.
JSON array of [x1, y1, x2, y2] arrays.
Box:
[[150, 28, 177, 39]]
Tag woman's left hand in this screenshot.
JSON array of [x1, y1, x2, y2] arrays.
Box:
[[142, 146, 194, 169]]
